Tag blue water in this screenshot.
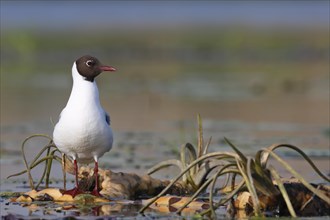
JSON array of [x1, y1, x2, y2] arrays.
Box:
[[1, 1, 329, 31]]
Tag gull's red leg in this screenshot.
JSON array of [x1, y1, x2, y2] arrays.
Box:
[[91, 159, 102, 197], [63, 159, 83, 197]]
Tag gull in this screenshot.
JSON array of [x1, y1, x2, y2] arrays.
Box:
[[53, 55, 115, 197]]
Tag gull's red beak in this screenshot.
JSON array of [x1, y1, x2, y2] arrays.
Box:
[[100, 65, 116, 72]]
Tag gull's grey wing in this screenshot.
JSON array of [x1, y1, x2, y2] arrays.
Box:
[[105, 111, 111, 125]]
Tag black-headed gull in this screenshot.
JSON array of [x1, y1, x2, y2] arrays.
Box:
[[53, 55, 116, 197]]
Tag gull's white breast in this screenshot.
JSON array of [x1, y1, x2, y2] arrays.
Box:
[[53, 64, 113, 164]]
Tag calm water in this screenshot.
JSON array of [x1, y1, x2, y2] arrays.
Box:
[[1, 70, 329, 218]]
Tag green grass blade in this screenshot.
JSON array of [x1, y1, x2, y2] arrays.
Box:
[[267, 149, 330, 205], [203, 136, 212, 155], [262, 144, 329, 182], [269, 166, 297, 217], [224, 137, 247, 164], [180, 143, 198, 189], [236, 157, 262, 217], [197, 114, 204, 159], [139, 151, 238, 213], [147, 159, 183, 175]]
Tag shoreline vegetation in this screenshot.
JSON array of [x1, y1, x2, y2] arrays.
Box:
[[2, 115, 329, 218], [2, 27, 329, 76]]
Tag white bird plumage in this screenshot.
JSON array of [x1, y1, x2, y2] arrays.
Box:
[[53, 63, 113, 164], [53, 55, 115, 197]]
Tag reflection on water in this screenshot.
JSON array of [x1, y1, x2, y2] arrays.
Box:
[[1, 198, 213, 219], [0, 198, 143, 218]]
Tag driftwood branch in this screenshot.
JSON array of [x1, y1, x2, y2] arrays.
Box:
[[77, 166, 193, 200]]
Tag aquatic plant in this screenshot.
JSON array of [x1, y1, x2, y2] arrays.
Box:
[[6, 115, 330, 218], [139, 115, 330, 218], [7, 134, 66, 190]]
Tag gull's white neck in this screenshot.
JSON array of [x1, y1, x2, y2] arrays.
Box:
[[53, 61, 113, 164], [66, 63, 100, 108]]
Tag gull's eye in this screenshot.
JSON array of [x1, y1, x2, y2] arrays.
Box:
[[86, 60, 95, 67]]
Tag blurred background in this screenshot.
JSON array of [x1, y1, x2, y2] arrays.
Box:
[[1, 1, 329, 181]]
